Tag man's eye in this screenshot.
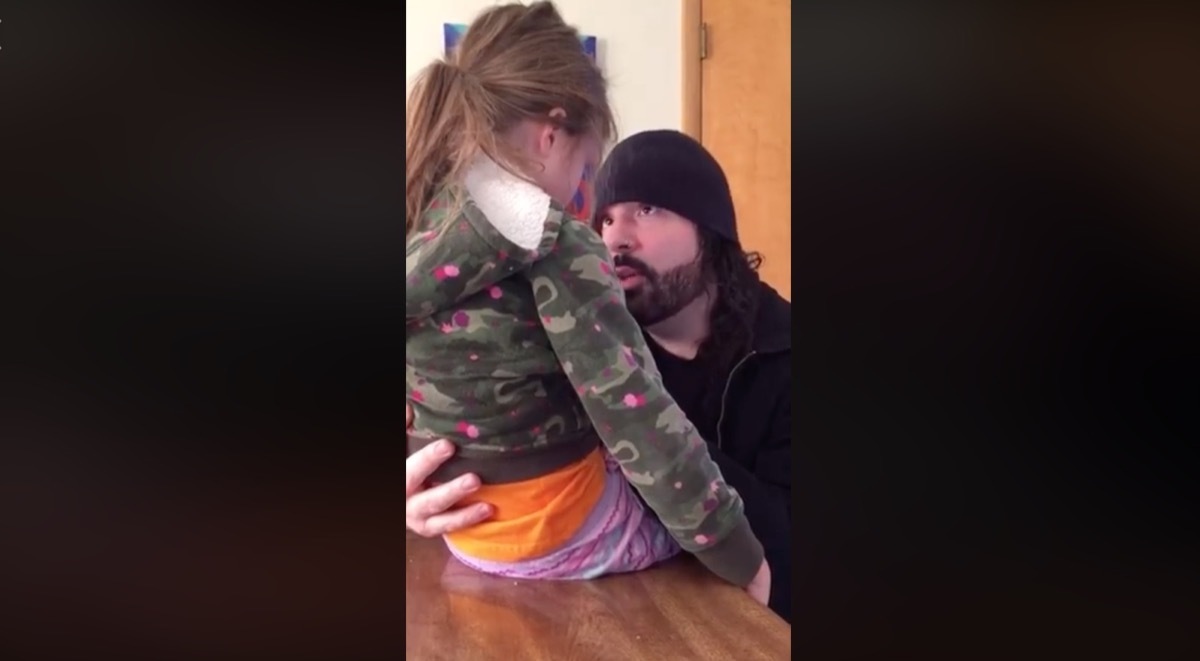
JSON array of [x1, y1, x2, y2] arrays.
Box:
[[637, 205, 658, 216], [600, 217, 614, 227]]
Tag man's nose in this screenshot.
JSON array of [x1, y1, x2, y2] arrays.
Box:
[[604, 220, 638, 254]]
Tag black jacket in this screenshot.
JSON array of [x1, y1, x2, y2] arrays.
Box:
[[705, 282, 793, 622]]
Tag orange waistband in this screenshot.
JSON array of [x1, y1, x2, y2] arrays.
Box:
[[444, 447, 606, 562]]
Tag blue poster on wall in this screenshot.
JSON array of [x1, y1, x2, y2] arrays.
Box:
[[442, 23, 468, 53], [443, 23, 597, 62]]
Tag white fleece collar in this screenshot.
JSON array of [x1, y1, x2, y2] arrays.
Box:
[[462, 156, 553, 251]]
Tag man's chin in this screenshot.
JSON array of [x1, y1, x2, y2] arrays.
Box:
[[628, 294, 655, 312]]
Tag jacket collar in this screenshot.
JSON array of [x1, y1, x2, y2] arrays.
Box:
[[460, 156, 552, 252]]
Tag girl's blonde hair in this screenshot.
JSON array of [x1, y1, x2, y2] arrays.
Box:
[[405, 1, 615, 236]]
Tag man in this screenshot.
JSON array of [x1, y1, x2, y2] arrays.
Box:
[[406, 130, 793, 622]]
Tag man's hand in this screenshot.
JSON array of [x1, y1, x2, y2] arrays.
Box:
[[405, 404, 493, 537], [745, 559, 772, 607]]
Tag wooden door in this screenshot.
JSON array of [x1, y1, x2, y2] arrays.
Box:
[[683, 0, 792, 299]]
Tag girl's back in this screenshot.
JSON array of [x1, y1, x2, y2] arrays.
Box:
[[406, 162, 603, 487]]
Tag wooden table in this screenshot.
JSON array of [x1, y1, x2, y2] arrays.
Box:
[[406, 531, 790, 660]]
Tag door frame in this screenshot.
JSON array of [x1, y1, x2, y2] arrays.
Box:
[[681, 0, 703, 140]]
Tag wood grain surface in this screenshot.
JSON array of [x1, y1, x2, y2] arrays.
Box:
[[406, 531, 790, 660]]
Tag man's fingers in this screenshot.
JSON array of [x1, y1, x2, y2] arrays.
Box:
[[410, 503, 494, 538], [404, 438, 493, 537], [407, 473, 481, 521], [405, 441, 454, 497]]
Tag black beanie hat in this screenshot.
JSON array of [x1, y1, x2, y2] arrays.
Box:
[[593, 130, 739, 244]]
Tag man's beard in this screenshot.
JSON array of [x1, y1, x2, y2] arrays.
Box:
[[613, 254, 708, 326]]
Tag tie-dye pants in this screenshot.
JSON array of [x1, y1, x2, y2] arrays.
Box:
[[445, 453, 682, 579]]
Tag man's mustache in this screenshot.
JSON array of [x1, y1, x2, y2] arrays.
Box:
[[612, 255, 653, 278]]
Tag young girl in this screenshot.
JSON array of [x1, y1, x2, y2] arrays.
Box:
[[406, 2, 769, 598]]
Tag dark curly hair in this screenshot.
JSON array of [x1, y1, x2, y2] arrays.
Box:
[[694, 228, 764, 409]]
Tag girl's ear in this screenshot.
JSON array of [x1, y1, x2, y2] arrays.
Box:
[[533, 121, 558, 157], [540, 107, 569, 153]]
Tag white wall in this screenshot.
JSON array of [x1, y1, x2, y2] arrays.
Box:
[[404, 0, 682, 140]]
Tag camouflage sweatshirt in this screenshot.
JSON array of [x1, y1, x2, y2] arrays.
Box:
[[405, 157, 764, 587]]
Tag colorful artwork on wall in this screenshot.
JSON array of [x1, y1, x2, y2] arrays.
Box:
[[442, 24, 597, 62], [442, 23, 468, 53], [443, 23, 599, 221]]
